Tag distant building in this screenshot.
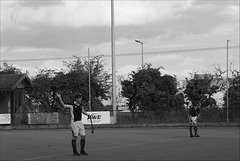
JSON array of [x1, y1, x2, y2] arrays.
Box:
[[194, 74, 213, 80], [0, 74, 33, 124], [178, 79, 187, 90]]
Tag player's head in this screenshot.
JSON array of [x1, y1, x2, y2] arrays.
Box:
[[75, 93, 83, 103], [194, 104, 200, 109]]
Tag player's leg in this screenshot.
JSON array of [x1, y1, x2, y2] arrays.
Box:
[[189, 124, 193, 137], [71, 135, 80, 156], [193, 122, 200, 137], [189, 117, 194, 137], [71, 123, 80, 156], [80, 135, 88, 155], [79, 122, 88, 155]]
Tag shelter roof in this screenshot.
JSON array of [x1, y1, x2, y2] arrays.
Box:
[[0, 74, 33, 92]]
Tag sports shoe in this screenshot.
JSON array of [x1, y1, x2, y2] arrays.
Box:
[[190, 134, 194, 137], [73, 152, 80, 156], [194, 134, 200, 137], [80, 150, 88, 155]]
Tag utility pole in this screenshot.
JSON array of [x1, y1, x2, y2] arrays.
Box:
[[88, 48, 91, 111], [226, 40, 229, 123], [135, 39, 144, 67], [0, 51, 2, 70], [111, 0, 117, 123]]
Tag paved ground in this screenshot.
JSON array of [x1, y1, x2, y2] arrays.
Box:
[[0, 127, 239, 160]]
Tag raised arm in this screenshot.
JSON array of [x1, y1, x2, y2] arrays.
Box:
[[56, 93, 72, 109]]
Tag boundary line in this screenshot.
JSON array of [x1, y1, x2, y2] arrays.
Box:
[[19, 131, 235, 161]]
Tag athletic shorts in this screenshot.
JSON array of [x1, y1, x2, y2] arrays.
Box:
[[190, 116, 197, 124], [71, 121, 85, 136]]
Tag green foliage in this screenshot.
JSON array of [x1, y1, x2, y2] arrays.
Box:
[[223, 75, 240, 120], [121, 64, 181, 119], [26, 69, 56, 112], [117, 108, 239, 124], [174, 92, 185, 111], [26, 55, 111, 112], [0, 61, 22, 74], [184, 77, 217, 107]]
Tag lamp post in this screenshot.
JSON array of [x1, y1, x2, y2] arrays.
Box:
[[111, 0, 117, 123], [88, 48, 91, 111], [135, 39, 143, 67], [226, 40, 229, 123]]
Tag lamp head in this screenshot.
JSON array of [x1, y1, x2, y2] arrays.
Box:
[[135, 39, 142, 44]]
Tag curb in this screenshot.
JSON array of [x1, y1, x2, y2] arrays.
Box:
[[94, 122, 240, 128], [0, 124, 70, 130], [0, 122, 239, 130]]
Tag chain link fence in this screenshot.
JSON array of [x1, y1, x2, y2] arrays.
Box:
[[116, 108, 239, 124], [6, 107, 239, 126]]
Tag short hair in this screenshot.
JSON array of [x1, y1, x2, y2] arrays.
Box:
[[75, 93, 83, 99]]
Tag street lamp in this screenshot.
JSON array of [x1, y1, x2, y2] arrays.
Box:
[[135, 39, 144, 67], [226, 40, 230, 123], [111, 0, 117, 123]]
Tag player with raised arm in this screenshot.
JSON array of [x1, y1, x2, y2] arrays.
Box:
[[56, 93, 91, 156], [188, 103, 201, 137]]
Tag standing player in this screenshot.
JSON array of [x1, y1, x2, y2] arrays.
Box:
[[188, 103, 201, 137], [56, 93, 91, 156]]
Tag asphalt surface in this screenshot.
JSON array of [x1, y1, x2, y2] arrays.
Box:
[[0, 127, 239, 160]]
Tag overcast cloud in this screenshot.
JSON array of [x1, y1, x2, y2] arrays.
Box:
[[0, 0, 239, 80]]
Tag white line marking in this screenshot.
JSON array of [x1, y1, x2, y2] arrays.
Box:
[[19, 137, 186, 161], [19, 153, 71, 161], [19, 131, 236, 161]]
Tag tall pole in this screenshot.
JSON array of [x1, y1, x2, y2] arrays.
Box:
[[111, 0, 117, 123], [88, 48, 91, 111], [239, 41, 240, 75], [141, 42, 143, 67], [226, 40, 229, 123], [135, 39, 144, 67], [0, 50, 2, 70]]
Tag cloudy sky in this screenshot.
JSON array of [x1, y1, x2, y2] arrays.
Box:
[[0, 0, 239, 81]]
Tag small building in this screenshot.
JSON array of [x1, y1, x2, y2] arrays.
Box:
[[194, 74, 213, 80], [0, 74, 33, 124]]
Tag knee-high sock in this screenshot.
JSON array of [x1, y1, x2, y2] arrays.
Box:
[[72, 140, 78, 153], [194, 126, 198, 135], [189, 126, 193, 135], [80, 139, 86, 151]]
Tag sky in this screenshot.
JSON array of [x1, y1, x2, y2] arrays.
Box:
[[0, 0, 239, 82]]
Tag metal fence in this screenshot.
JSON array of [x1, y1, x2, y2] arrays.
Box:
[[116, 108, 239, 124], [7, 108, 239, 126]]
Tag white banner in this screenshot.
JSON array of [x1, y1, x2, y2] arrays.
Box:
[[82, 111, 111, 124], [0, 114, 11, 124], [27, 113, 59, 124]]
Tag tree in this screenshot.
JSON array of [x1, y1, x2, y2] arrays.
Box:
[[121, 79, 138, 120], [174, 92, 186, 111], [121, 64, 180, 121], [26, 69, 56, 112], [184, 74, 217, 108], [26, 55, 111, 112], [223, 75, 240, 121], [58, 55, 111, 110], [0, 61, 22, 74]]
